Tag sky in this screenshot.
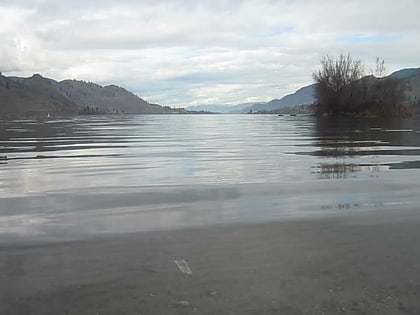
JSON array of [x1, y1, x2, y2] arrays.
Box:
[[0, 0, 419, 108]]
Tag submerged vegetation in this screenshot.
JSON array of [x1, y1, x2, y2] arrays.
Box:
[[313, 53, 414, 118]]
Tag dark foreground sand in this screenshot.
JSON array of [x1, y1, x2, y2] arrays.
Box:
[[1, 209, 420, 315]]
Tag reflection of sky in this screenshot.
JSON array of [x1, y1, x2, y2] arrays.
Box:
[[1, 115, 420, 242], [2, 115, 420, 194], [1, 115, 308, 194]]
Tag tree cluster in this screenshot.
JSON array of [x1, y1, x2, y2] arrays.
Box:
[[80, 105, 100, 115], [313, 53, 409, 117]]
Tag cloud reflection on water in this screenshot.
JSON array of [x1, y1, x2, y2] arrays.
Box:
[[0, 115, 419, 242]]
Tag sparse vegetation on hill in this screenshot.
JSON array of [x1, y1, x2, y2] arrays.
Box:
[[0, 73, 81, 117]]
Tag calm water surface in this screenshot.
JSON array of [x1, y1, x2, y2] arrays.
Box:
[[1, 114, 420, 242]]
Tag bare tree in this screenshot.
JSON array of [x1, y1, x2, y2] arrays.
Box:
[[313, 53, 408, 116], [313, 52, 365, 115], [374, 57, 386, 78]]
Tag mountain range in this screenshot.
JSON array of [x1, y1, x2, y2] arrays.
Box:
[[185, 84, 317, 114], [1, 68, 420, 116], [0, 73, 184, 116]]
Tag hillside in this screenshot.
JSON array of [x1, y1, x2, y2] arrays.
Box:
[[55, 80, 176, 114], [396, 68, 420, 109], [0, 74, 81, 116], [187, 90, 316, 114], [0, 74, 181, 116], [249, 84, 316, 113]]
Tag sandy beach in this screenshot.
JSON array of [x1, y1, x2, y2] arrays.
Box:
[[1, 208, 420, 315]]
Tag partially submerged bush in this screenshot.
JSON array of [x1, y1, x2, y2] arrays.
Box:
[[313, 53, 411, 117]]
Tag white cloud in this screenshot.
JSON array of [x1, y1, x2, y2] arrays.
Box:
[[1, 0, 419, 107]]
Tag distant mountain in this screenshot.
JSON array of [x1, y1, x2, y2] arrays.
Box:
[[186, 104, 232, 113], [249, 84, 316, 113], [227, 102, 265, 113], [0, 73, 182, 116], [186, 84, 318, 114], [185, 103, 259, 113]]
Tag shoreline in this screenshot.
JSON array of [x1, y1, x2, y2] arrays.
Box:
[[1, 208, 420, 314]]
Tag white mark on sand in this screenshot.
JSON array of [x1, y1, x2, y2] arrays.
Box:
[[173, 259, 192, 275]]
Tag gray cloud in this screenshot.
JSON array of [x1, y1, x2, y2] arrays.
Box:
[[1, 0, 419, 107]]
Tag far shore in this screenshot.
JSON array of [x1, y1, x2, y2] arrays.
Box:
[[1, 208, 420, 314]]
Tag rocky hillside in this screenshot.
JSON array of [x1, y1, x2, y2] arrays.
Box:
[[0, 74, 180, 116]]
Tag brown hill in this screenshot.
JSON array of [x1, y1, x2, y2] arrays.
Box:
[[0, 74, 81, 116], [56, 80, 175, 114], [0, 73, 182, 117]]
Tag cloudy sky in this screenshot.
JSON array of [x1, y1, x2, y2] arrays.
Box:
[[1, 0, 419, 107]]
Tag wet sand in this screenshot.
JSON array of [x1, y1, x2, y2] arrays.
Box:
[[1, 209, 420, 315]]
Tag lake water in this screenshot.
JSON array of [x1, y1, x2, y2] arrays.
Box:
[[1, 114, 420, 243]]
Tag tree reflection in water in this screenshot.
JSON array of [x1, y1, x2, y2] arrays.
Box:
[[313, 116, 420, 179]]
